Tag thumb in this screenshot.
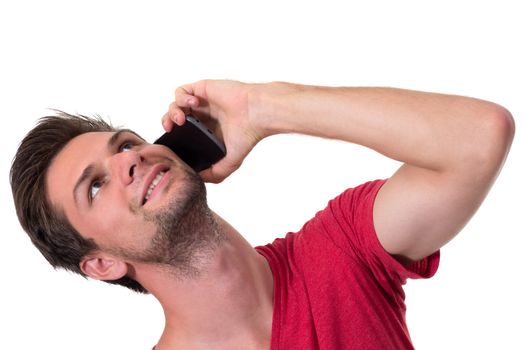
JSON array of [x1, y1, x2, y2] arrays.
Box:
[[198, 159, 241, 184]]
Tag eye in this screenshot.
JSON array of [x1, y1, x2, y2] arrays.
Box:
[[89, 178, 103, 201], [120, 141, 134, 152]]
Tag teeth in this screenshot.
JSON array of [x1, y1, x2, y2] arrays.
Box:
[[144, 171, 165, 202]]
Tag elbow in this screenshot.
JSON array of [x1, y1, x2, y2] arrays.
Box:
[[484, 105, 514, 161], [468, 105, 515, 181], [498, 107, 515, 147]]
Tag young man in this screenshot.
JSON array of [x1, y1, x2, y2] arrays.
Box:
[[11, 80, 514, 349]]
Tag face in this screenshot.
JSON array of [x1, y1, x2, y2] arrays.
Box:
[[46, 130, 213, 274]]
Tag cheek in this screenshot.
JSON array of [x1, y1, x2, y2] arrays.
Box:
[[68, 199, 132, 247], [90, 203, 157, 250], [71, 185, 157, 249]]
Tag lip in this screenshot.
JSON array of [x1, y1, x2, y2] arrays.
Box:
[[141, 164, 170, 205]]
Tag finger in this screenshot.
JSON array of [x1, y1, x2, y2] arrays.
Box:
[[161, 112, 175, 132], [162, 103, 187, 131], [175, 85, 200, 109], [198, 167, 225, 184], [199, 160, 241, 184]]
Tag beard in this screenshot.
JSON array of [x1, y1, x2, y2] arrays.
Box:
[[125, 165, 225, 279]]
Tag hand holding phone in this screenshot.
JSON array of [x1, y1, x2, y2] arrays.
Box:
[[162, 80, 261, 183], [154, 115, 226, 172]]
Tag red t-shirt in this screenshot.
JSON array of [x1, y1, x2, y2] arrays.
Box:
[[255, 180, 440, 350]]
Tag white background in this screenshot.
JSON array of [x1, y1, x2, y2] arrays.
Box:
[[1, 1, 523, 349]]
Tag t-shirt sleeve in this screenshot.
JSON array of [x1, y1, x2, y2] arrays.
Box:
[[315, 179, 440, 289]]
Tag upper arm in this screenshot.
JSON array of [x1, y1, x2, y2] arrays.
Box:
[[373, 110, 514, 263]]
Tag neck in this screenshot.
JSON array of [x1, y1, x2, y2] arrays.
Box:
[[135, 213, 274, 350]]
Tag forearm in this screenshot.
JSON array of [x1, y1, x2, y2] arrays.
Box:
[[165, 79, 513, 185], [252, 82, 513, 175], [166, 79, 514, 259]]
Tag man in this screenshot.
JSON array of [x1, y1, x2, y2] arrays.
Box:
[[11, 80, 514, 349]]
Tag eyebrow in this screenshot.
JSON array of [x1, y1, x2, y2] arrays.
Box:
[[72, 129, 144, 206]]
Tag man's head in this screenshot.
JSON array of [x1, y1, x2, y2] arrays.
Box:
[[11, 112, 220, 293]]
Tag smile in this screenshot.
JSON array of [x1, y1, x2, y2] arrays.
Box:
[[144, 171, 166, 204]]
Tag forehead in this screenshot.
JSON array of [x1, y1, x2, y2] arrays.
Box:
[[51, 131, 115, 172], [46, 131, 115, 203], [48, 129, 145, 177]]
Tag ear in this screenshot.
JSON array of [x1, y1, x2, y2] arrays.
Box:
[[80, 254, 128, 281]]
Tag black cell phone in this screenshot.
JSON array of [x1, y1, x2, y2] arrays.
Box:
[[154, 115, 226, 172]]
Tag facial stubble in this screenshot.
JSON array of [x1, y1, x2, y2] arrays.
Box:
[[130, 167, 225, 278]]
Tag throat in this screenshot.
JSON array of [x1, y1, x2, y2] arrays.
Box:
[[152, 214, 274, 350]]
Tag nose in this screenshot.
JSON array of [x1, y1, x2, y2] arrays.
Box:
[[108, 150, 142, 186]]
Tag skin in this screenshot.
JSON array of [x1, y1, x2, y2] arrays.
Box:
[[46, 129, 274, 349], [48, 79, 514, 349], [165, 80, 515, 262], [47, 131, 193, 258]]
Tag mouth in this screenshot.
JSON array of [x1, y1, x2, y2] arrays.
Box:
[[142, 165, 170, 205]]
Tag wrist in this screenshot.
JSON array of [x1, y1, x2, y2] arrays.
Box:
[[248, 81, 306, 138]]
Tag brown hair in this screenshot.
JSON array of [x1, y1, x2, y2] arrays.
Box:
[[10, 111, 147, 293]]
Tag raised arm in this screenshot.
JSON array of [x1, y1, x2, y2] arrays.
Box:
[[163, 80, 515, 263]]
